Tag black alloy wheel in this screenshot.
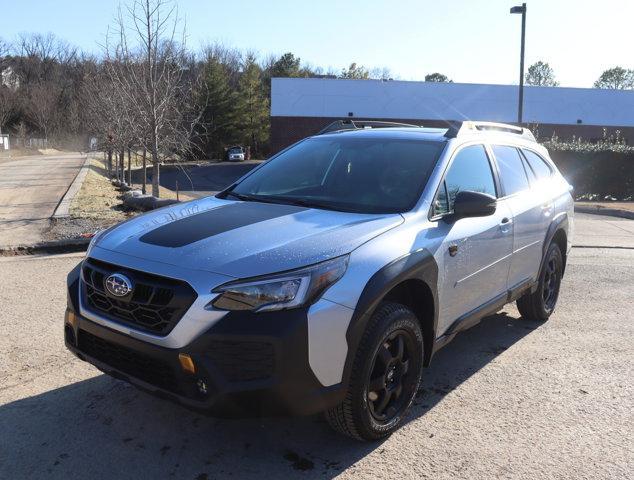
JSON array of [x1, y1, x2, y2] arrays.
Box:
[[517, 242, 563, 322], [325, 302, 424, 441], [366, 330, 415, 422], [541, 254, 561, 313]]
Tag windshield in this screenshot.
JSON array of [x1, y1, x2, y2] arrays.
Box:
[[229, 147, 243, 153], [224, 136, 445, 213]]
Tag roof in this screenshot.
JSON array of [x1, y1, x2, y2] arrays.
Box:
[[315, 127, 449, 142], [314, 120, 536, 143]]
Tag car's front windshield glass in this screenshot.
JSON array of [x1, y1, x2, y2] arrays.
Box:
[[225, 136, 445, 214]]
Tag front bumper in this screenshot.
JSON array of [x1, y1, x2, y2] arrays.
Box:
[[65, 263, 345, 416]]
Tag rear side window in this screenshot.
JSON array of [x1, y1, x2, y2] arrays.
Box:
[[492, 145, 530, 196], [433, 144, 496, 216], [522, 149, 553, 179]]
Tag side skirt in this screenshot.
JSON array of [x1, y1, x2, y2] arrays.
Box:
[[430, 278, 534, 358]]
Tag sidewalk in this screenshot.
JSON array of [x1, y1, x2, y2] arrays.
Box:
[[575, 201, 634, 220]]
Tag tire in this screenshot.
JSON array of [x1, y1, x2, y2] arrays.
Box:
[[325, 302, 424, 441], [517, 242, 564, 322]]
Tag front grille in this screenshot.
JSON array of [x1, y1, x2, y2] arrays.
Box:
[[205, 341, 275, 382], [78, 330, 179, 393], [81, 258, 197, 336]]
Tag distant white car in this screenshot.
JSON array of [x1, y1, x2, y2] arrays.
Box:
[[226, 146, 245, 162]]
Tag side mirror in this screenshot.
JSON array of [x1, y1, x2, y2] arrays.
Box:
[[452, 191, 497, 219]]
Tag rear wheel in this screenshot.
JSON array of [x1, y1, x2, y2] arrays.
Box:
[[325, 302, 424, 441], [517, 242, 563, 321]]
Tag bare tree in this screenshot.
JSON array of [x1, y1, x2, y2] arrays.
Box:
[[0, 86, 18, 135], [25, 82, 61, 141], [14, 33, 78, 84], [104, 0, 192, 197], [369, 67, 393, 81], [83, 64, 136, 179], [0, 38, 16, 134], [0, 37, 10, 69]]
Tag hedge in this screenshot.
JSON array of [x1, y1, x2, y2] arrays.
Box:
[[537, 130, 634, 200]]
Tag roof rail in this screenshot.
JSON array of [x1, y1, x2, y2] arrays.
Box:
[[317, 119, 423, 135], [444, 121, 536, 141]]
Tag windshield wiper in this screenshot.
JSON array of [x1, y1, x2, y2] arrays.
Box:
[[224, 191, 356, 212], [270, 196, 357, 213], [223, 191, 274, 203], [223, 191, 251, 201]]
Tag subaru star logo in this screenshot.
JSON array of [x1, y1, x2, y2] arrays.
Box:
[[105, 273, 133, 297]]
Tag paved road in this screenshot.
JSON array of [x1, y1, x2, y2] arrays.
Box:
[[0, 216, 632, 479], [0, 153, 86, 247]]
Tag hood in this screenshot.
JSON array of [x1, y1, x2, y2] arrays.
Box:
[[95, 196, 403, 278]]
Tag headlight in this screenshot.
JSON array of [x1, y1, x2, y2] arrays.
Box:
[[210, 255, 349, 312]]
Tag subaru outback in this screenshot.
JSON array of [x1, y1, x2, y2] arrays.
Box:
[[64, 120, 573, 440]]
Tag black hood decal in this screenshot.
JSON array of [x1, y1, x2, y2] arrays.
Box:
[[139, 202, 307, 248]]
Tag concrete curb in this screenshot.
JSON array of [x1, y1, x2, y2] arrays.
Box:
[[0, 237, 90, 256], [574, 205, 634, 220], [53, 154, 90, 219]]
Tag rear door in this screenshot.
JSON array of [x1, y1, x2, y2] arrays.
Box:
[[431, 144, 514, 336], [490, 145, 551, 288]]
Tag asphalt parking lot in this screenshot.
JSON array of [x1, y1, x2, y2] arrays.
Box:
[[156, 160, 262, 198], [0, 214, 632, 479]]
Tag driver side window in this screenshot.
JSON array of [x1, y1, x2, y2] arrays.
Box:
[[433, 144, 497, 216]]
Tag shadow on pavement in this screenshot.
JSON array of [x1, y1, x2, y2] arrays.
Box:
[[0, 311, 538, 479]]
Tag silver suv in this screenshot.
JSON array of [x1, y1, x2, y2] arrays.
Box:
[[64, 120, 573, 441]]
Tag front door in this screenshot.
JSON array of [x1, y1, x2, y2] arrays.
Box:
[[431, 144, 514, 336]]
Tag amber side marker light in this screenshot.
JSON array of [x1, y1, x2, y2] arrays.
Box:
[[178, 353, 196, 374], [65, 309, 78, 327]]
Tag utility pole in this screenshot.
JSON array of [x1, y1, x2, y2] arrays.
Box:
[[511, 3, 527, 124]]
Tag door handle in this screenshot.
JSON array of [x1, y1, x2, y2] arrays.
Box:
[[500, 217, 512, 233]]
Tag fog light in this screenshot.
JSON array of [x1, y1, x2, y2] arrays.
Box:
[[196, 379, 208, 395], [178, 353, 196, 374]]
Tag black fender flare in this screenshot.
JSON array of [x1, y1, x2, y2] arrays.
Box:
[[535, 213, 569, 290], [341, 248, 439, 386]]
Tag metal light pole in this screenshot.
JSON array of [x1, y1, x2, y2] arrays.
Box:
[[510, 3, 527, 124]]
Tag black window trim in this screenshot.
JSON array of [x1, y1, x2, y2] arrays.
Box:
[[488, 143, 534, 200], [428, 142, 501, 221], [519, 147, 554, 180]]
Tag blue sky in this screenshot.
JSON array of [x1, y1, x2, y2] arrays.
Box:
[[0, 0, 631, 87]]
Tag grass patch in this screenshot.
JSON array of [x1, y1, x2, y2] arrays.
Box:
[[70, 157, 131, 221]]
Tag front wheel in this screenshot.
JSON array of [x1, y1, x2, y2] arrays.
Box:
[[517, 242, 563, 321], [325, 302, 424, 441]]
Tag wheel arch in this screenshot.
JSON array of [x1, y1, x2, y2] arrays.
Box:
[[342, 249, 439, 387], [551, 228, 568, 275], [542, 213, 569, 278], [382, 279, 436, 366]]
